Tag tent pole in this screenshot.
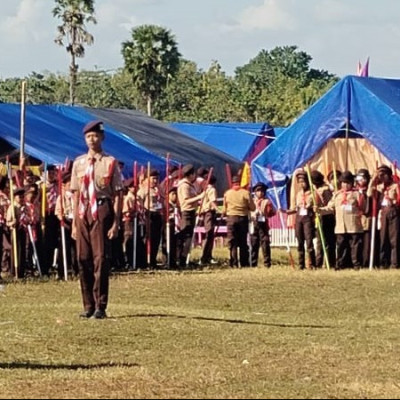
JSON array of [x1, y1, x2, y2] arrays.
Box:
[[345, 118, 349, 170]]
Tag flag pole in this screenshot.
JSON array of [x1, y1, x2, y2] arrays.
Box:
[[19, 81, 27, 167]]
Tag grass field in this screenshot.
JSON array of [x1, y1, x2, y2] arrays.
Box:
[[1, 248, 400, 398]]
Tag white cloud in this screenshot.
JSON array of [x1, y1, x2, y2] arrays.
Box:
[[234, 0, 298, 31], [0, 0, 48, 42]]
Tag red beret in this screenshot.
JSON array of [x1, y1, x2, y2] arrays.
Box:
[[83, 120, 104, 134]]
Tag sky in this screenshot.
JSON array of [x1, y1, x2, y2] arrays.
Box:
[[1, 0, 400, 79]]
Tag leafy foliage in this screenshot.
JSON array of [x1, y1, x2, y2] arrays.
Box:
[[0, 32, 338, 126], [121, 25, 181, 116]]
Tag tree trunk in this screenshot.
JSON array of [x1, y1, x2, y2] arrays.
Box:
[[69, 57, 78, 106]]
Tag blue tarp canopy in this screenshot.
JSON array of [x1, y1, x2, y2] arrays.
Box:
[[0, 105, 241, 193], [0, 104, 167, 172], [170, 122, 275, 161], [252, 75, 400, 184]]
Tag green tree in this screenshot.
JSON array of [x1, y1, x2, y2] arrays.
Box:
[[121, 24, 181, 116], [53, 0, 97, 105]]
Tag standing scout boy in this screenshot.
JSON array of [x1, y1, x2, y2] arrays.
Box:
[[71, 121, 123, 319]]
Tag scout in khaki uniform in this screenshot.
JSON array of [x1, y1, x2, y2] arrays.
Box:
[[284, 171, 316, 270], [199, 175, 218, 265], [368, 165, 400, 269], [355, 169, 372, 267], [222, 175, 255, 268], [71, 120, 123, 319], [320, 171, 366, 270], [177, 164, 204, 268], [250, 182, 275, 267], [311, 170, 335, 268]]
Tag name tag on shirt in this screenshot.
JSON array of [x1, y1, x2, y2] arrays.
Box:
[[381, 198, 389, 207], [299, 208, 308, 216], [257, 215, 266, 222], [342, 204, 353, 212], [155, 202, 163, 210]]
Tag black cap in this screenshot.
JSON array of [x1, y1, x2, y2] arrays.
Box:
[[252, 182, 267, 192], [182, 164, 195, 177], [296, 171, 307, 180], [168, 186, 177, 194], [83, 120, 104, 135], [311, 170, 324, 185], [47, 164, 57, 172], [14, 187, 25, 196], [378, 164, 392, 176], [340, 170, 354, 184], [149, 168, 160, 177], [356, 168, 371, 180]]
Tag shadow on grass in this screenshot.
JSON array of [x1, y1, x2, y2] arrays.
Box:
[[0, 361, 140, 370], [113, 313, 333, 329]]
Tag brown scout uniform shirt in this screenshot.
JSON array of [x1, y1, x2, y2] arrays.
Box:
[[177, 179, 198, 212], [223, 187, 255, 216], [70, 152, 123, 198], [137, 186, 163, 212], [322, 189, 365, 234], [201, 185, 217, 213]]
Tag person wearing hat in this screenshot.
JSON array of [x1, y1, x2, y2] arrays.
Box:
[[55, 172, 78, 279], [23, 184, 41, 277], [161, 186, 180, 268], [355, 168, 373, 267], [199, 175, 218, 266], [6, 187, 27, 277], [310, 170, 336, 269], [249, 182, 275, 267], [39, 163, 60, 277], [195, 166, 209, 194], [137, 168, 163, 269], [319, 170, 366, 269], [283, 170, 316, 270], [177, 164, 205, 268], [368, 164, 400, 268], [71, 120, 123, 319], [0, 176, 10, 280], [222, 175, 256, 268], [327, 170, 342, 192]]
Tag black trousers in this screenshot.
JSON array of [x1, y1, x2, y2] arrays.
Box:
[[177, 210, 196, 267], [336, 233, 362, 269], [379, 206, 400, 268], [227, 215, 249, 267], [295, 215, 316, 269], [201, 210, 216, 263], [250, 221, 271, 267]]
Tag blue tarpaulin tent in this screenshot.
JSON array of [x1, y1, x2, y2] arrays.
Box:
[[0, 105, 241, 192], [252, 76, 400, 207], [253, 75, 400, 182], [170, 122, 275, 161]]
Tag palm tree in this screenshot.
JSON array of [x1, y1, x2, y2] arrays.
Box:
[[121, 25, 181, 116], [53, 0, 97, 105]]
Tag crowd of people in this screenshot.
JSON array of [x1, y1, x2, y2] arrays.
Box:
[[0, 139, 398, 287]]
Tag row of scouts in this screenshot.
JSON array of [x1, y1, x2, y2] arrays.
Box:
[[287, 165, 400, 270]]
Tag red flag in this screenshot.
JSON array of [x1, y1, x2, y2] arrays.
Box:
[[360, 57, 369, 77]]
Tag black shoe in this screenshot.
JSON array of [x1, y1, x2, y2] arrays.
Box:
[[93, 309, 107, 319], [79, 310, 94, 319]]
